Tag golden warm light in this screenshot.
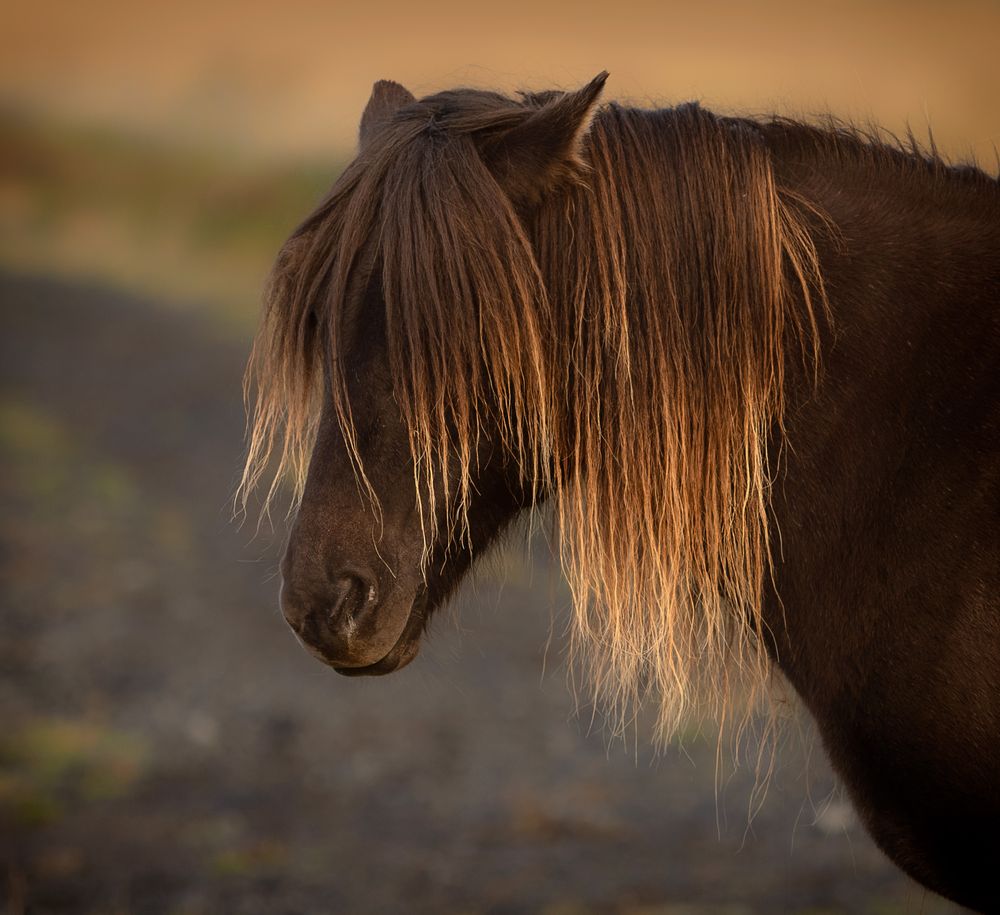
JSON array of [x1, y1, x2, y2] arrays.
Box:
[[4, 0, 999, 160], [0, 4, 993, 912]]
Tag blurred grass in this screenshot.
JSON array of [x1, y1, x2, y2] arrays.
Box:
[[0, 395, 142, 525], [0, 108, 344, 334], [0, 718, 147, 827], [0, 393, 194, 619], [210, 840, 289, 878]]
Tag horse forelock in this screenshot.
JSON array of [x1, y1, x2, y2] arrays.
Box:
[[241, 89, 828, 740]]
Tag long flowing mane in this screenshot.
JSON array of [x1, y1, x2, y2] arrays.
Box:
[[241, 90, 828, 738]]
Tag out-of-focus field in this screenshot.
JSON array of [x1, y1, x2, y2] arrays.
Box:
[[0, 1, 993, 911], [0, 110, 337, 329], [5, 0, 1000, 160]]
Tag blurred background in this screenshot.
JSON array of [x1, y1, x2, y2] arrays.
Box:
[[1, 1, 995, 912]]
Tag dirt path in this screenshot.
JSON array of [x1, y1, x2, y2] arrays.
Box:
[[0, 272, 959, 914]]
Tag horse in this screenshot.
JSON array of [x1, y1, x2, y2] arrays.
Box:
[[240, 74, 1000, 910]]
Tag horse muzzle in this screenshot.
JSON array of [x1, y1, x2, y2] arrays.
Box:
[[279, 562, 425, 674]]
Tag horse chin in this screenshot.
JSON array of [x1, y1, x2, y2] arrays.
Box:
[[332, 587, 427, 678]]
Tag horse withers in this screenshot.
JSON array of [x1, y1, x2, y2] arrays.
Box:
[[241, 75, 1000, 910]]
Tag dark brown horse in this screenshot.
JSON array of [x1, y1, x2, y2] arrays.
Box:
[[240, 74, 1000, 910]]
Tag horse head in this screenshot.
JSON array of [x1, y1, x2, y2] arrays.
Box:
[[253, 75, 608, 674]]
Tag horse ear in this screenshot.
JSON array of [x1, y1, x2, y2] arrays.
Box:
[[359, 80, 416, 151], [481, 71, 609, 206]]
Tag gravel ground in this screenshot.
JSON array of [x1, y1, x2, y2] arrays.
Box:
[[0, 272, 964, 914]]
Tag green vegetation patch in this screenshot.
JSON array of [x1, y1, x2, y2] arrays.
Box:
[[0, 395, 139, 516], [211, 839, 289, 877], [0, 718, 148, 826]]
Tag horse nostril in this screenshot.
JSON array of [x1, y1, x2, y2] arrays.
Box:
[[329, 571, 378, 629], [280, 563, 381, 657]]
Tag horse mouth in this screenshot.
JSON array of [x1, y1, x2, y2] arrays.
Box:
[[332, 589, 427, 677]]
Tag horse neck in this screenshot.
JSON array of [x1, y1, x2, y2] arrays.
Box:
[[769, 128, 1000, 438], [756, 128, 1000, 706], [771, 127, 1000, 330]]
